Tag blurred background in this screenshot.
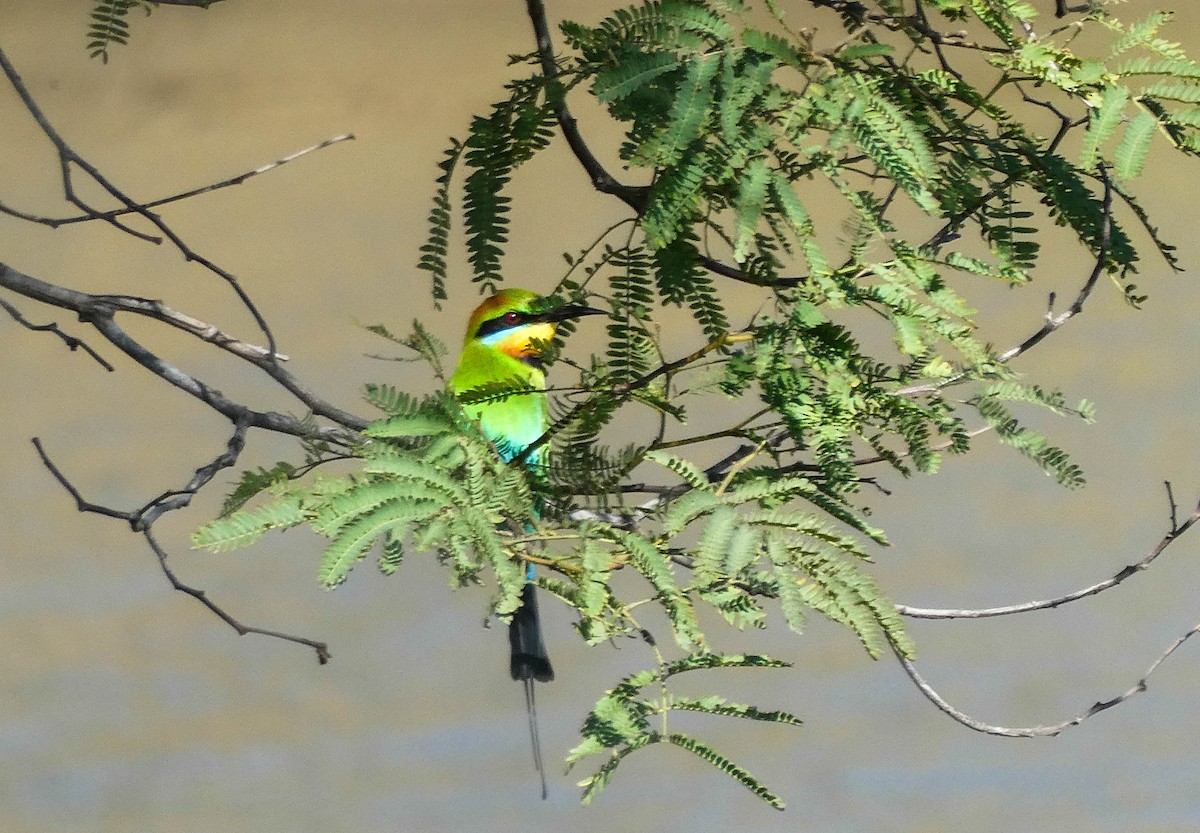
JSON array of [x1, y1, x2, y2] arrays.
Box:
[[0, 2, 1197, 831]]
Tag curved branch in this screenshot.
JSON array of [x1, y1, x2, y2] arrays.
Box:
[[897, 485, 1200, 620], [893, 623, 1200, 737], [33, 433, 330, 663], [524, 0, 648, 212]]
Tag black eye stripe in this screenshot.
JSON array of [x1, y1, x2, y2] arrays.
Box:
[[476, 312, 526, 339]]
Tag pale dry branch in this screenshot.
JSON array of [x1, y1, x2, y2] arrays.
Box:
[[897, 485, 1200, 619], [893, 622, 1200, 737]]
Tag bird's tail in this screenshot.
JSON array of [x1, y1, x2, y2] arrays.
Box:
[[509, 582, 554, 683], [510, 581, 554, 799]]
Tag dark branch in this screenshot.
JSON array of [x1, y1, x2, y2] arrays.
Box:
[[32, 430, 331, 664], [0, 261, 368, 439], [1, 134, 353, 229], [0, 296, 113, 370], [524, 0, 649, 212], [0, 45, 280, 357]]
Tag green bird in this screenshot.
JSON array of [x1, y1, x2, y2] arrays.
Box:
[[450, 288, 603, 790]]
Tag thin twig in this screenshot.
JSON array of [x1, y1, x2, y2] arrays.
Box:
[[32, 432, 331, 664], [900, 167, 1114, 398], [2, 134, 354, 228], [897, 487, 1200, 619], [893, 622, 1200, 737], [0, 296, 113, 370], [0, 45, 281, 357], [145, 528, 332, 663]]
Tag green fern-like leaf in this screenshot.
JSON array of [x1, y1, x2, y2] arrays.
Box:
[[733, 157, 772, 262], [651, 54, 719, 166], [665, 732, 786, 809], [1081, 85, 1130, 169], [644, 448, 712, 490], [193, 498, 306, 553], [219, 462, 297, 516], [1114, 109, 1158, 178], [601, 525, 704, 650], [87, 0, 151, 63], [417, 140, 463, 306], [594, 51, 683, 103]]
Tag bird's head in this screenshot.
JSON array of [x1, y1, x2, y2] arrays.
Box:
[[463, 288, 604, 365]]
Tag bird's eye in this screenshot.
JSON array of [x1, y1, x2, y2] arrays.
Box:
[[503, 311, 522, 325]]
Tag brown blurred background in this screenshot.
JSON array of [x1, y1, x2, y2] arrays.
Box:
[[0, 2, 1198, 831]]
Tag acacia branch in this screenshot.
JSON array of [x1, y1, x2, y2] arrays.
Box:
[[32, 433, 330, 663], [900, 167, 1114, 398], [0, 261, 368, 438], [0, 295, 113, 370], [0, 45, 280, 356], [897, 485, 1200, 619], [891, 484, 1200, 736], [524, 0, 648, 211], [0, 133, 354, 228], [893, 623, 1200, 737], [994, 166, 1112, 364]]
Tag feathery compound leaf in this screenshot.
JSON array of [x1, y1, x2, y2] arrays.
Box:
[[659, 652, 792, 676], [645, 448, 712, 490], [741, 27, 809, 70], [656, 54, 719, 166], [318, 498, 441, 588], [662, 489, 722, 537], [1081, 85, 1129, 170], [219, 462, 297, 516], [733, 157, 772, 262], [193, 499, 305, 553], [595, 51, 683, 103], [1109, 11, 1176, 58], [1114, 109, 1158, 179], [417, 139, 463, 305], [364, 412, 454, 439], [87, 0, 151, 62], [602, 526, 704, 649], [669, 695, 803, 726], [664, 733, 785, 810]]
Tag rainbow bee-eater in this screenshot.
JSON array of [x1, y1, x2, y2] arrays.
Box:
[[450, 288, 603, 790]]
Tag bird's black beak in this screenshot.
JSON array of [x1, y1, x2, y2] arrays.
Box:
[[538, 302, 607, 323]]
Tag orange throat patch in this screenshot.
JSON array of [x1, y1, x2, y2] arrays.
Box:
[[492, 321, 556, 361]]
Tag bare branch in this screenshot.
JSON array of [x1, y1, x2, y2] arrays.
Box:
[[523, 0, 648, 212], [0, 261, 368, 439], [32, 430, 331, 664], [0, 45, 281, 356], [893, 623, 1200, 737], [1, 133, 353, 229], [900, 167, 1114, 398], [996, 168, 1112, 364], [0, 295, 113, 370], [897, 486, 1200, 620], [145, 528, 331, 663]]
